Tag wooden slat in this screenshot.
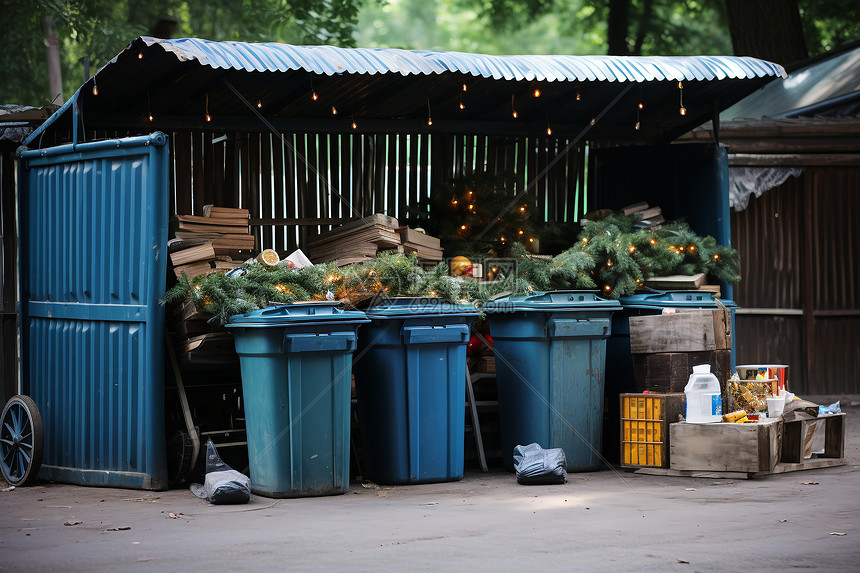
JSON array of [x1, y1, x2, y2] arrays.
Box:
[[173, 131, 192, 214], [192, 131, 205, 209], [408, 133, 420, 218], [271, 134, 286, 251]]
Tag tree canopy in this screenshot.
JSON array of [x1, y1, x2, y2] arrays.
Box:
[[2, 0, 858, 107]]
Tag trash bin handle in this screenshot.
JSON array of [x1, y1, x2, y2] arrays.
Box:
[[401, 324, 469, 345], [282, 331, 357, 353]]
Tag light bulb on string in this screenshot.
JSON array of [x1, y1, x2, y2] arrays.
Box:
[[635, 97, 643, 131], [546, 113, 552, 136], [256, 99, 262, 109], [426, 97, 433, 126], [92, 79, 98, 96], [331, 106, 338, 116], [462, 83, 468, 92], [679, 81, 686, 115], [459, 93, 465, 110], [310, 75, 318, 101], [205, 94, 211, 123], [576, 90, 581, 101], [511, 94, 518, 119], [533, 88, 541, 98], [138, 52, 143, 60], [147, 90, 153, 122]]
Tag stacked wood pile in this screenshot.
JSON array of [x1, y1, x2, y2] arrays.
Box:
[[621, 201, 665, 227], [307, 214, 443, 265], [168, 206, 255, 278]]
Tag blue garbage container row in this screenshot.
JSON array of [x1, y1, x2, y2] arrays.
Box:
[[227, 303, 369, 498], [482, 291, 621, 472], [354, 297, 479, 485]]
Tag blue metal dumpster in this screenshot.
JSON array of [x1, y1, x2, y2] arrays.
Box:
[[603, 290, 737, 461], [227, 303, 369, 498], [17, 133, 170, 489], [354, 297, 479, 485], [483, 291, 621, 472]]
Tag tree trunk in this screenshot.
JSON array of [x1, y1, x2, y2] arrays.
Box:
[[42, 16, 63, 104], [607, 0, 630, 55], [725, 0, 808, 66]]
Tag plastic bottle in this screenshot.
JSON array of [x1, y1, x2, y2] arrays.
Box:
[[684, 364, 723, 423]]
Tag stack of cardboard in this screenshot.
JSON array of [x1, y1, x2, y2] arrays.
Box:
[[168, 206, 255, 278], [397, 227, 443, 261], [306, 214, 403, 265]]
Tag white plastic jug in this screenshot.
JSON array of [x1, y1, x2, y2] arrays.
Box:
[[684, 364, 722, 423]]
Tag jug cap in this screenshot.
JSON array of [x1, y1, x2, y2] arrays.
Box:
[[692, 364, 711, 374]]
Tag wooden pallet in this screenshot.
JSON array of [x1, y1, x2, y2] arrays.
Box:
[[634, 414, 846, 479]]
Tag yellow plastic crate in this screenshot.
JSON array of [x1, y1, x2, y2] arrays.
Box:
[[620, 393, 685, 469]]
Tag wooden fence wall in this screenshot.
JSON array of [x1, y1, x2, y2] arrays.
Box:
[[164, 130, 588, 252]]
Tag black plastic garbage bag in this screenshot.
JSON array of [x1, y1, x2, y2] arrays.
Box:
[[190, 439, 251, 504], [513, 443, 568, 485]]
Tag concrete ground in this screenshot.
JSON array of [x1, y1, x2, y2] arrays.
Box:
[[2, 396, 859, 572]]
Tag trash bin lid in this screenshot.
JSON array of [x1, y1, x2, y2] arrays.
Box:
[[226, 302, 369, 327], [481, 290, 621, 312], [362, 297, 479, 317], [619, 290, 737, 309]]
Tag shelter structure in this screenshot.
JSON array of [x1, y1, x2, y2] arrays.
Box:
[[13, 37, 785, 489]]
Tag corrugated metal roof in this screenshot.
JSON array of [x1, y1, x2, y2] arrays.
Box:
[[142, 37, 786, 83], [25, 36, 788, 146]]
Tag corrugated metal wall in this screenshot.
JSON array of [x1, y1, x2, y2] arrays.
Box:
[[20, 134, 170, 489], [731, 168, 860, 394]]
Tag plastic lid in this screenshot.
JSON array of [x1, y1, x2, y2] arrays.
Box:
[[362, 297, 479, 317], [482, 290, 621, 312], [619, 290, 737, 308], [226, 302, 369, 326], [692, 364, 711, 373]]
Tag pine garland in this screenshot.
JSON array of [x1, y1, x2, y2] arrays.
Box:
[[162, 213, 741, 321]]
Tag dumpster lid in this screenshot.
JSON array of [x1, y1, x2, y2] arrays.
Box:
[[226, 302, 369, 326], [481, 290, 621, 312], [362, 297, 479, 317], [619, 290, 737, 308]]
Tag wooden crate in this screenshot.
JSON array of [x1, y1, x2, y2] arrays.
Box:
[[669, 419, 781, 476], [620, 393, 686, 469], [632, 349, 731, 401], [780, 413, 845, 468], [629, 309, 731, 354]]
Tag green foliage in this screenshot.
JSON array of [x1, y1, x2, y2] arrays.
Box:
[[1, 0, 363, 106]]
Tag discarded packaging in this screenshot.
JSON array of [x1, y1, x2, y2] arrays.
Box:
[[190, 439, 251, 504], [513, 443, 568, 485]]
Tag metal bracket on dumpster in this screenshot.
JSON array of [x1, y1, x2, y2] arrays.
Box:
[[546, 317, 611, 338], [401, 324, 469, 345], [282, 332, 357, 353]]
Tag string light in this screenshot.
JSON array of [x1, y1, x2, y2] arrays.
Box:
[[138, 52, 143, 60], [528, 238, 534, 243], [533, 88, 541, 98], [628, 245, 636, 253], [451, 198, 458, 205], [331, 105, 338, 115], [713, 254, 720, 260], [679, 81, 686, 115], [147, 91, 153, 122], [310, 76, 318, 101], [92, 78, 98, 96], [462, 83, 468, 92], [576, 90, 581, 101], [518, 229, 524, 235], [256, 99, 262, 109], [546, 113, 552, 136], [582, 237, 588, 244], [636, 98, 643, 131], [649, 238, 657, 245], [459, 93, 465, 110], [511, 94, 518, 119], [205, 94, 211, 122], [426, 97, 433, 126], [604, 285, 612, 292], [519, 206, 526, 213]]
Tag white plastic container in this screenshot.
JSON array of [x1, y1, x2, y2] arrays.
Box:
[[684, 364, 723, 423]]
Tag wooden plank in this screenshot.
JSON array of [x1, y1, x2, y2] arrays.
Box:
[[259, 133, 274, 249], [629, 310, 729, 353], [634, 468, 753, 479], [645, 273, 706, 290], [669, 420, 780, 473], [192, 131, 205, 209], [271, 133, 286, 252], [173, 131, 193, 214], [397, 133, 408, 220], [770, 458, 846, 474]]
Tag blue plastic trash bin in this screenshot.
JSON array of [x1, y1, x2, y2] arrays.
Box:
[[227, 303, 369, 498], [603, 290, 737, 461], [482, 291, 621, 472], [354, 297, 479, 484]]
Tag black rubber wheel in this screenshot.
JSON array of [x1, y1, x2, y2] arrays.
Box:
[[166, 430, 195, 486], [0, 395, 44, 486]]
